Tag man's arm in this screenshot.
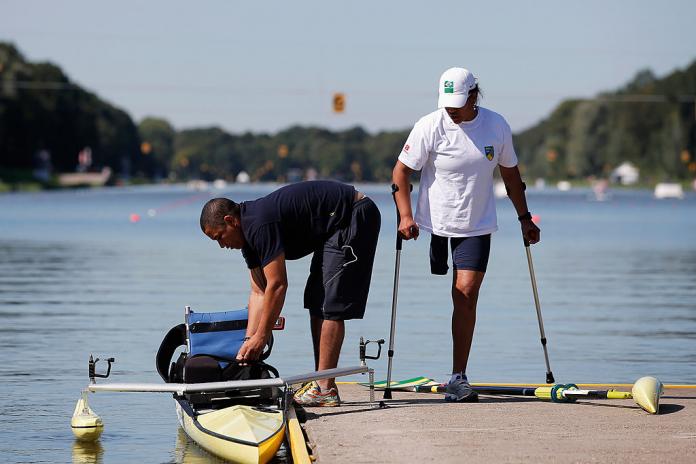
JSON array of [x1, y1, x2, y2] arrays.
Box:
[[499, 165, 540, 244], [237, 253, 287, 362], [247, 267, 266, 338]]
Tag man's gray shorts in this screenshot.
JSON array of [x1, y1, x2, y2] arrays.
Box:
[[304, 197, 381, 320]]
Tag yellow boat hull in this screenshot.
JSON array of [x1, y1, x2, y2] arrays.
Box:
[[175, 398, 286, 464]]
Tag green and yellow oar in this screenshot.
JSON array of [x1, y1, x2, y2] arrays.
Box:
[[415, 376, 663, 414]]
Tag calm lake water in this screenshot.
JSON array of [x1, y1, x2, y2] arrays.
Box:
[[1, 182, 695, 463]]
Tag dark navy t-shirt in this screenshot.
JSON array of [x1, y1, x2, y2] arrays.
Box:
[[240, 181, 356, 269]]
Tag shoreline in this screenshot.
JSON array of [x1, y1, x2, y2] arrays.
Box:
[[2, 178, 695, 194]]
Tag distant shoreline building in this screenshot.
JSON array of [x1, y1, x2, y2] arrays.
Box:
[[610, 162, 639, 185]]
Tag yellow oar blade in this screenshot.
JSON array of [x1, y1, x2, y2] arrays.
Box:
[[631, 376, 663, 414]]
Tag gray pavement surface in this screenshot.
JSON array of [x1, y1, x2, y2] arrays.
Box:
[[301, 384, 696, 463]]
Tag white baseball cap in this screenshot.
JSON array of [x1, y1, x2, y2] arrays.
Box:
[[437, 67, 478, 108]]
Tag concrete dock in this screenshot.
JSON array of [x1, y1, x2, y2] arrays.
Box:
[[301, 384, 696, 463]]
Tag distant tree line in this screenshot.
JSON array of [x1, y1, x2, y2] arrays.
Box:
[[139, 123, 407, 183], [0, 43, 144, 182], [515, 64, 696, 182], [1, 41, 695, 187]]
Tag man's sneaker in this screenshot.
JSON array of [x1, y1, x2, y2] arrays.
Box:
[[293, 383, 341, 407], [292, 381, 317, 401], [445, 375, 479, 403]]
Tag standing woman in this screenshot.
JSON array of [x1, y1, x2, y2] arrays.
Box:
[[392, 67, 540, 402]]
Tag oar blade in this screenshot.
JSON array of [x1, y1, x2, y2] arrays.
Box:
[[358, 376, 437, 390], [631, 376, 663, 414]]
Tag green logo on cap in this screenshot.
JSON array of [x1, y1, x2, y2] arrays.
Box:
[[444, 81, 454, 93]]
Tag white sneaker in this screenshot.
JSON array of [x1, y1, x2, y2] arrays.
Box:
[[445, 375, 478, 402]]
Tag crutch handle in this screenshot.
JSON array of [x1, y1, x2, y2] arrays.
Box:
[[391, 183, 413, 250]]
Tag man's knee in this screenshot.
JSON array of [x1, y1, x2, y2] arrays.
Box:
[[321, 319, 345, 331]]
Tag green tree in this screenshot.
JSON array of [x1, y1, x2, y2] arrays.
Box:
[[138, 117, 175, 178], [0, 42, 140, 180]]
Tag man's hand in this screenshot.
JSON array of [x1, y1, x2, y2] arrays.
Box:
[[521, 219, 540, 244], [398, 215, 419, 240], [236, 333, 267, 364]]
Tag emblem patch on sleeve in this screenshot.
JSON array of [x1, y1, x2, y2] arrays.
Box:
[[484, 146, 494, 161]]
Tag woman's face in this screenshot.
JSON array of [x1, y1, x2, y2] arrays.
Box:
[[445, 92, 478, 124]]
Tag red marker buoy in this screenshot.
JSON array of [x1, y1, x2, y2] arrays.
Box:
[[129, 213, 141, 223], [532, 214, 541, 224]]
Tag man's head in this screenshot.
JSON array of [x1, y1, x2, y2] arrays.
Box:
[[200, 198, 245, 249]]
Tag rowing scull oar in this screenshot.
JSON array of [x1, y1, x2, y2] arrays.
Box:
[[414, 376, 663, 414]]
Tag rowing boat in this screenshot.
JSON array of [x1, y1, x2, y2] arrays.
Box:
[[73, 368, 287, 463], [170, 371, 286, 464], [174, 397, 285, 464], [71, 306, 380, 462], [159, 306, 286, 463], [73, 364, 373, 463]]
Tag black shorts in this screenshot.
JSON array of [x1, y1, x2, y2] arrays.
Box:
[[430, 233, 491, 274], [304, 197, 381, 320]]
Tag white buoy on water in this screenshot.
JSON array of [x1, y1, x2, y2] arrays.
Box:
[[71, 390, 103, 441]]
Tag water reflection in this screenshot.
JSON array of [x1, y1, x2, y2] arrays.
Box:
[[172, 428, 226, 464], [72, 440, 103, 464]]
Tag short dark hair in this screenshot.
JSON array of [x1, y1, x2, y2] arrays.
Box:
[[200, 198, 240, 231]]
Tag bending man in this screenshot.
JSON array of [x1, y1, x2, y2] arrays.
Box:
[[200, 180, 381, 406]]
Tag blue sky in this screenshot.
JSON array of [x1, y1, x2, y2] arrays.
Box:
[[1, 0, 695, 134]]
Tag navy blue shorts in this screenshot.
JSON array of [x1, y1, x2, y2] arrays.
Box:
[[430, 233, 491, 274], [304, 197, 381, 320]]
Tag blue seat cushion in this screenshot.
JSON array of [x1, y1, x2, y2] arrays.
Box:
[[187, 308, 248, 361]]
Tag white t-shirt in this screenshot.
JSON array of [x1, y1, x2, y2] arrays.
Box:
[[398, 107, 518, 237]]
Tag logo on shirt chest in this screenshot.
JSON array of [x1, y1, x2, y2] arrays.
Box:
[[484, 146, 495, 161]]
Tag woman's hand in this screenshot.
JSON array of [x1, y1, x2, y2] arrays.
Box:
[[521, 219, 540, 244], [398, 216, 420, 240]]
